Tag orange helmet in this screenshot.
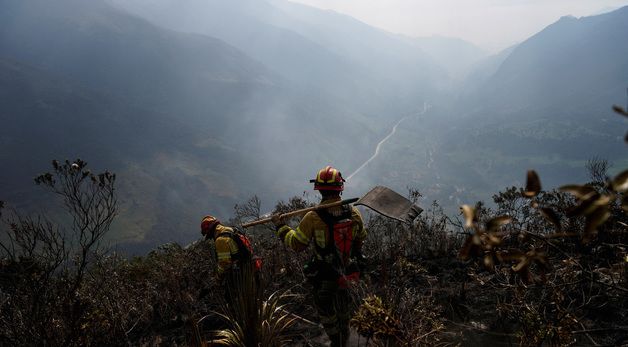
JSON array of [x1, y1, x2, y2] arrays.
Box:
[[310, 166, 345, 191], [201, 215, 220, 238]]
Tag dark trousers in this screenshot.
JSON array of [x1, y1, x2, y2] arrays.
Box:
[[312, 279, 351, 347]]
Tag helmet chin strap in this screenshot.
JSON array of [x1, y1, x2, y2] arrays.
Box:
[[320, 190, 341, 199]]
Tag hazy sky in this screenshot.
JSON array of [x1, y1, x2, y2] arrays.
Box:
[[288, 0, 628, 51]]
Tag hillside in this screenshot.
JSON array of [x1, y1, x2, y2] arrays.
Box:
[[480, 6, 628, 114], [0, 0, 273, 247], [109, 0, 447, 114], [0, 0, 381, 251], [454, 6, 628, 186], [1, 2, 627, 345], [1, 155, 625, 346], [0, 0, 277, 105], [360, 6, 628, 209], [411, 35, 488, 83], [2, 0, 626, 250]]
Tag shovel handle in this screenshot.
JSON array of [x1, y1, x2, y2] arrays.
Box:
[[241, 198, 358, 228]]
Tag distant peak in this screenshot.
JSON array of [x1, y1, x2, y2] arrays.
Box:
[[558, 15, 577, 21]]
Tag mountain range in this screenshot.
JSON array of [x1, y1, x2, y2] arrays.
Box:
[[1, 0, 626, 252]]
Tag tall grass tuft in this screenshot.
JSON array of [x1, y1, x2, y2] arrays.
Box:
[[209, 262, 297, 346]]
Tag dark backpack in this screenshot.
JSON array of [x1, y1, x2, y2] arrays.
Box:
[[315, 206, 360, 288]]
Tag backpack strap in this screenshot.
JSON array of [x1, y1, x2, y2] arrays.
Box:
[[314, 209, 336, 256], [216, 229, 252, 260], [217, 229, 263, 272], [314, 205, 353, 263]]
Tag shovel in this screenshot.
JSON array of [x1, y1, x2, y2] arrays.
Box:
[[241, 186, 421, 228], [355, 185, 423, 224]]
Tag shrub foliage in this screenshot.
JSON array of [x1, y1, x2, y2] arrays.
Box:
[[0, 107, 625, 346]]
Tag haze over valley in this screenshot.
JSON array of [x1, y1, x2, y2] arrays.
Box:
[[1, 0, 627, 252]]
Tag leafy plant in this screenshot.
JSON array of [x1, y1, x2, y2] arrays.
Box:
[[456, 105, 628, 345], [351, 294, 403, 345], [208, 264, 297, 347]]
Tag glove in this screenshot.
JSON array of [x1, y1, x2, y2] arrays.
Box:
[[271, 214, 290, 240], [271, 213, 285, 228], [355, 253, 368, 273]]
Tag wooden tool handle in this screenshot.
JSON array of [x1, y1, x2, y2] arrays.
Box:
[[241, 198, 358, 228]]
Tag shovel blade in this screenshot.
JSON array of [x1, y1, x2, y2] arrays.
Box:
[[355, 186, 423, 224]]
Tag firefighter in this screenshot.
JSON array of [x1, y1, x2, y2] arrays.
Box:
[[272, 166, 366, 347], [200, 215, 260, 303]]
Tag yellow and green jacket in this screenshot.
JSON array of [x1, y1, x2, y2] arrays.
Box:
[[276, 198, 366, 260], [213, 224, 240, 275]]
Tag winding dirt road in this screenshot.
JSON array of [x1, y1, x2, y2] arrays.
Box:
[[346, 103, 429, 181]]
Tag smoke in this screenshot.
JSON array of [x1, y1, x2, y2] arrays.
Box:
[[5, 0, 625, 253]]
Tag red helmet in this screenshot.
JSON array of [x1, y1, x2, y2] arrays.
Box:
[[200, 215, 220, 237], [310, 166, 345, 191]]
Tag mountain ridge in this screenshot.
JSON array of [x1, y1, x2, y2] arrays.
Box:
[[2, 0, 626, 252]]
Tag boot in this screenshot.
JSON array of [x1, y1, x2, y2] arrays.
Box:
[[339, 327, 349, 347], [328, 333, 343, 347], [328, 330, 349, 347]]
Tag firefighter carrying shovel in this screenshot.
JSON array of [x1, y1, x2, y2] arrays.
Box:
[[242, 166, 422, 346], [271, 166, 366, 347]]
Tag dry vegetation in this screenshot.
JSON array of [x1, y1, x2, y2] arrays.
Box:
[[0, 107, 626, 346]]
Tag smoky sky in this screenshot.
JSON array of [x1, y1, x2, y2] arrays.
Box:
[[287, 0, 628, 51]]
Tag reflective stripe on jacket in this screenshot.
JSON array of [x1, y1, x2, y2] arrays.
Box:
[[278, 198, 366, 258], [214, 224, 239, 274]]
